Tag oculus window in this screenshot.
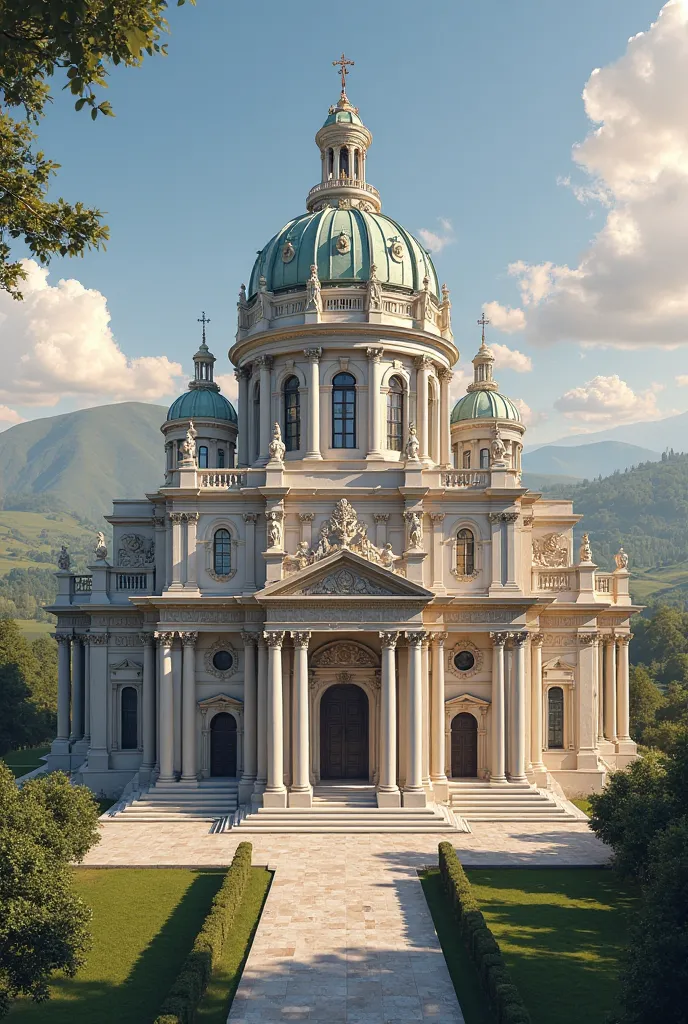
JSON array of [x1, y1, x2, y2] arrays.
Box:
[[454, 650, 475, 672]]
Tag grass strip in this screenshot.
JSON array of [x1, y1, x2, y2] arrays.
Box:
[[195, 867, 272, 1023], [420, 870, 496, 1024], [571, 797, 592, 816], [2, 745, 50, 778]]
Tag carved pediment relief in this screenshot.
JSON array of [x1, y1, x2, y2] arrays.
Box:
[[543, 656, 576, 685], [310, 640, 378, 669], [302, 568, 393, 597], [258, 549, 433, 601], [198, 693, 244, 713], [110, 659, 142, 675]]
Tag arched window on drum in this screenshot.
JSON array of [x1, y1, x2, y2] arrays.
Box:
[[332, 372, 356, 449], [386, 376, 404, 451], [456, 529, 475, 576], [283, 375, 300, 452], [213, 528, 231, 576]]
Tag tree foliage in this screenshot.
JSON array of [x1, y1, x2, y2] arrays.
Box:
[[629, 606, 688, 752], [0, 0, 194, 296], [0, 763, 100, 1016], [0, 617, 56, 754]]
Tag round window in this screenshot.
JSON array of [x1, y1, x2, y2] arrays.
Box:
[[212, 650, 233, 672], [454, 650, 475, 672]]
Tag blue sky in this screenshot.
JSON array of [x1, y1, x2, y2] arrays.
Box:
[[1, 0, 686, 444]]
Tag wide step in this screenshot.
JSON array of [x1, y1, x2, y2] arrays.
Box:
[[447, 781, 581, 822]]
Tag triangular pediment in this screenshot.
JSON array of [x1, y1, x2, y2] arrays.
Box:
[[543, 656, 575, 674], [257, 549, 433, 601], [445, 692, 491, 709], [111, 659, 142, 674], [198, 693, 243, 711]]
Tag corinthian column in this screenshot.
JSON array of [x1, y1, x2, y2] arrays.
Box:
[[511, 632, 528, 783], [235, 366, 250, 466], [616, 634, 634, 751], [180, 632, 198, 783], [489, 632, 508, 783], [366, 347, 384, 459], [304, 347, 322, 459], [414, 355, 432, 461], [70, 635, 85, 744], [169, 513, 183, 590], [403, 630, 426, 807], [603, 635, 617, 743], [156, 632, 176, 783], [253, 635, 268, 805], [183, 513, 199, 591], [438, 368, 452, 468], [378, 631, 400, 806], [52, 635, 71, 755], [139, 633, 156, 773], [256, 355, 273, 465], [530, 633, 546, 772], [289, 631, 312, 807], [430, 632, 448, 800], [264, 631, 287, 807], [239, 632, 258, 802]]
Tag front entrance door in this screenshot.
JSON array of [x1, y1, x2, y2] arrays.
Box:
[[451, 713, 478, 777], [320, 684, 369, 779], [210, 712, 237, 777]]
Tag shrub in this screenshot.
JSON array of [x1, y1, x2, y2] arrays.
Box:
[[153, 842, 253, 1024], [438, 842, 531, 1024]]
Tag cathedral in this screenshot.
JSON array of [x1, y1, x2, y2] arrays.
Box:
[[47, 69, 637, 824]]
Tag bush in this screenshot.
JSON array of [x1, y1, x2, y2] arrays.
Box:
[[153, 842, 253, 1024], [438, 842, 531, 1024]]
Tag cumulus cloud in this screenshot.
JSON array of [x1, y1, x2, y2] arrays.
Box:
[[0, 260, 183, 407], [677, 374, 688, 386], [482, 301, 526, 334], [215, 372, 239, 405], [0, 406, 24, 431], [488, 2, 688, 348], [418, 217, 454, 254], [448, 365, 473, 405], [554, 374, 673, 423], [490, 342, 532, 373], [512, 398, 545, 427]]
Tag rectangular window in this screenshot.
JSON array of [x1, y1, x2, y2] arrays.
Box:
[[217, 449, 225, 468]]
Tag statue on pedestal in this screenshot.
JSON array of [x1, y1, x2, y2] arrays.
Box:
[[57, 546, 70, 571], [94, 532, 108, 561], [305, 264, 323, 313], [579, 532, 592, 563], [180, 421, 197, 466], [405, 423, 420, 461], [614, 546, 629, 571], [268, 422, 286, 464]]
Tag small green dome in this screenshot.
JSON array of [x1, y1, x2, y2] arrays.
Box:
[[451, 390, 522, 424], [167, 388, 237, 423], [250, 207, 439, 298], [322, 108, 363, 127]]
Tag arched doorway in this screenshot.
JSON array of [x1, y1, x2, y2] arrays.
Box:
[[451, 713, 478, 778], [320, 684, 369, 779], [210, 712, 237, 777]]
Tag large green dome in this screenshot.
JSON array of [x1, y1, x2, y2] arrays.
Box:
[[249, 207, 439, 299], [167, 388, 237, 423], [451, 390, 521, 424]]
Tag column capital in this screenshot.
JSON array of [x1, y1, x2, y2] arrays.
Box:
[[153, 515, 166, 529], [303, 346, 322, 362], [373, 513, 389, 524], [405, 630, 427, 648], [438, 367, 453, 383], [430, 513, 445, 524], [298, 512, 315, 522], [255, 354, 273, 370], [234, 366, 251, 381], [241, 630, 260, 646], [264, 630, 285, 648], [181, 511, 199, 523], [529, 632, 545, 647], [137, 631, 155, 647], [578, 632, 598, 647], [489, 631, 510, 647], [414, 354, 433, 371], [602, 633, 616, 647], [290, 631, 311, 648], [510, 631, 529, 647], [179, 631, 198, 647], [169, 512, 184, 524], [154, 630, 176, 646], [430, 631, 449, 647], [615, 633, 633, 647], [243, 512, 258, 524], [74, 633, 89, 646], [53, 633, 72, 646], [379, 630, 400, 649], [366, 346, 384, 361]]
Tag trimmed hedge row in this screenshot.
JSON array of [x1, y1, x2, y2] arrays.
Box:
[[154, 841, 254, 1024], [438, 841, 531, 1024]]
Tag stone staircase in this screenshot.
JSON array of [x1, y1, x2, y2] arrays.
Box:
[[108, 778, 239, 822], [231, 782, 464, 833], [448, 780, 584, 822]]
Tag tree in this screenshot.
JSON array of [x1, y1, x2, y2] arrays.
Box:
[[0, 763, 100, 1016], [629, 665, 664, 743], [0, 618, 55, 753], [0, 0, 194, 297]]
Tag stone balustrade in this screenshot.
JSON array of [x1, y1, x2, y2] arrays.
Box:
[[442, 470, 490, 489], [198, 471, 246, 489]]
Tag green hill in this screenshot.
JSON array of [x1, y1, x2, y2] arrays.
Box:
[[0, 402, 167, 524]]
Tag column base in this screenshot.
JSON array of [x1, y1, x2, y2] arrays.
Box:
[[430, 778, 448, 802], [288, 789, 313, 808], [402, 789, 427, 808], [377, 789, 401, 808], [73, 738, 89, 755], [530, 761, 546, 773], [239, 777, 256, 804], [85, 748, 109, 772], [489, 775, 508, 785], [365, 451, 385, 461], [157, 774, 176, 784], [615, 738, 636, 755], [303, 452, 323, 461], [51, 738, 70, 755], [577, 749, 599, 770], [263, 788, 288, 808], [508, 775, 529, 785], [179, 776, 199, 787]]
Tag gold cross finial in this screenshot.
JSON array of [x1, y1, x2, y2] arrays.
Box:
[[477, 313, 490, 345], [333, 52, 354, 96]]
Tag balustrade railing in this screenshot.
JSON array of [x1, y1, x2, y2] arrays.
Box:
[[72, 575, 92, 594], [199, 471, 245, 489], [443, 471, 490, 489], [307, 178, 380, 199], [595, 574, 612, 594], [114, 569, 154, 592], [535, 570, 574, 592]]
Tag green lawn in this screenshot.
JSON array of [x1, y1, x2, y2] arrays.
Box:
[[571, 797, 592, 817], [8, 868, 225, 1024], [2, 745, 50, 778], [196, 867, 273, 1022], [14, 619, 55, 640], [466, 869, 637, 1024]]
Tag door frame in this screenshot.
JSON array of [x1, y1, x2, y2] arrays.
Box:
[[310, 672, 379, 785], [199, 693, 244, 779], [209, 711, 238, 778], [319, 683, 370, 780], [444, 694, 490, 780], [450, 712, 479, 778]]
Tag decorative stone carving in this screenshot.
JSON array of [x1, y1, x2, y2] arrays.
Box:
[[290, 631, 311, 649], [577, 633, 598, 646], [154, 631, 175, 646], [281, 239, 295, 263], [179, 631, 198, 647], [305, 264, 322, 313], [268, 422, 286, 464], [615, 633, 633, 647], [310, 641, 377, 668], [179, 420, 197, 466], [405, 630, 427, 647], [532, 532, 569, 568], [240, 630, 259, 647], [390, 238, 405, 262], [302, 569, 394, 597], [204, 638, 238, 679], [522, 516, 534, 527], [510, 632, 529, 647], [614, 547, 629, 571], [238, 283, 247, 305], [57, 546, 70, 571], [379, 631, 400, 649], [117, 534, 155, 568], [336, 671, 353, 683], [299, 513, 315, 522], [373, 514, 389, 525], [94, 532, 108, 561], [404, 510, 423, 549], [266, 511, 283, 550], [405, 423, 420, 461], [530, 632, 545, 647], [448, 638, 483, 678], [579, 533, 593, 564], [365, 264, 382, 312], [335, 231, 351, 254], [243, 513, 258, 524], [489, 632, 510, 647], [489, 512, 520, 524], [282, 498, 402, 576], [264, 631, 285, 648], [491, 427, 507, 463]]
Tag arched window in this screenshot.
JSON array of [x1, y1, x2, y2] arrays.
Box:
[[462, 450, 471, 470], [121, 686, 138, 750], [217, 448, 225, 468], [252, 383, 260, 464], [548, 687, 565, 749], [386, 376, 404, 451], [283, 375, 300, 452], [327, 147, 334, 178], [198, 445, 209, 469], [456, 529, 475, 576], [480, 448, 490, 469], [354, 149, 360, 178], [213, 528, 231, 576], [340, 146, 349, 177], [332, 372, 356, 449]]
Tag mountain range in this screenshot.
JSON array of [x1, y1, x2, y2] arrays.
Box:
[[521, 440, 660, 483], [524, 410, 688, 452]]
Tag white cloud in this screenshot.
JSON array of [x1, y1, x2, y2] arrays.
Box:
[[0, 405, 24, 431], [482, 301, 527, 334], [215, 372, 239, 405], [500, 2, 688, 348], [448, 365, 473, 405], [512, 398, 545, 427], [554, 374, 673, 423], [490, 342, 532, 373], [0, 260, 183, 407], [418, 217, 454, 253], [677, 374, 688, 386]]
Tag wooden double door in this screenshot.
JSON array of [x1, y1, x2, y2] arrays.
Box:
[[210, 712, 237, 777], [320, 684, 369, 780], [451, 712, 478, 778]]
